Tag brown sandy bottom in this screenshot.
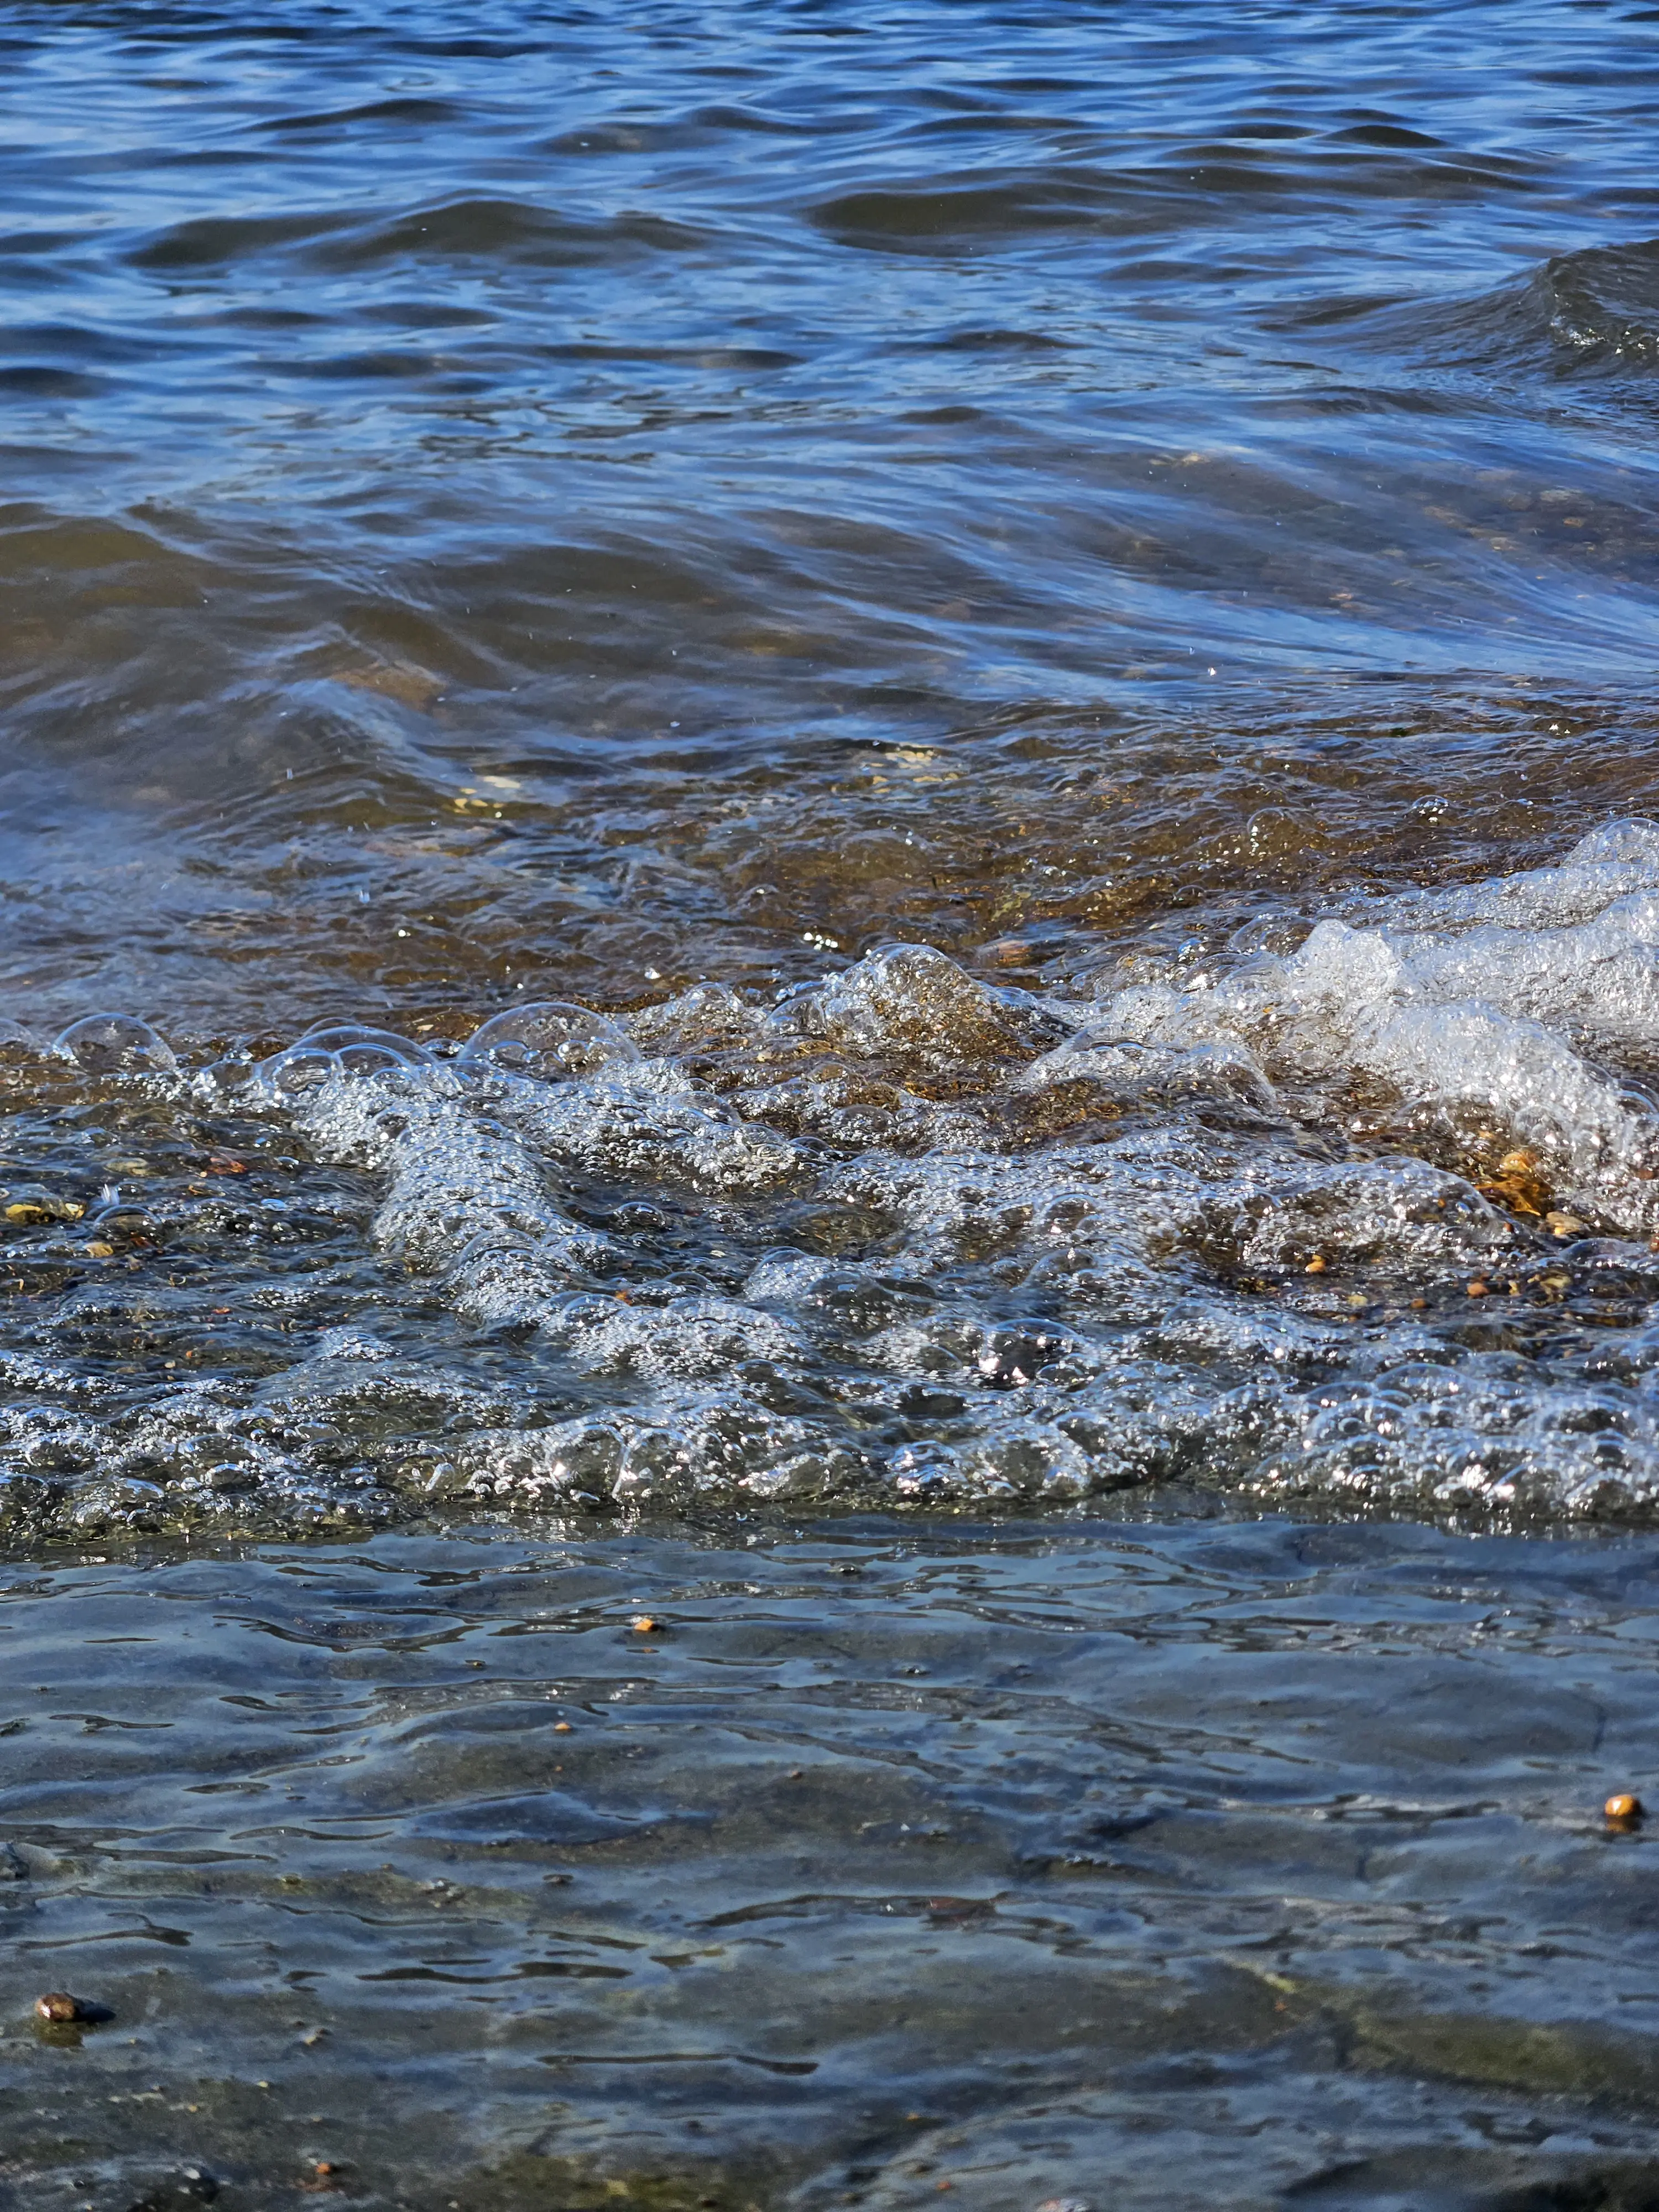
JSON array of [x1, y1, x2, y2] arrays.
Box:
[[3, 1511, 1659, 2211]]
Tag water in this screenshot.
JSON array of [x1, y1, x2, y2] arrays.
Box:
[[7, 0, 1659, 2198], [6, 1516, 1659, 2210]]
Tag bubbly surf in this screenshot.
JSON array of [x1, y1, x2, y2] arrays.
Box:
[[7, 821, 1659, 1538]]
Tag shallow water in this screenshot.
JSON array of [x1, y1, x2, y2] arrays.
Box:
[[7, 0, 1659, 2198], [6, 1513, 1659, 2212], [8, 0, 1659, 1531]]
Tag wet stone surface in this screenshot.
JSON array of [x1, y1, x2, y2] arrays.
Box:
[[3, 1515, 1659, 2210]]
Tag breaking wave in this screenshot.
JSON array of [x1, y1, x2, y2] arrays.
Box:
[[12, 823, 1659, 1538]]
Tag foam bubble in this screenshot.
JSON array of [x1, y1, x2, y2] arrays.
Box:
[[457, 999, 640, 1079], [53, 1013, 178, 1079], [17, 841, 1659, 1536]]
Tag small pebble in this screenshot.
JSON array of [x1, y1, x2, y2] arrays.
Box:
[[34, 1992, 88, 2023], [1304, 1255, 1327, 1274], [630, 1615, 662, 1634], [1605, 1793, 1644, 1823], [7, 1196, 85, 1224], [1467, 1280, 1489, 1297], [553, 1720, 573, 1733]]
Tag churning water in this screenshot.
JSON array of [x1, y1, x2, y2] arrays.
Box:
[[8, 2, 1659, 2204]]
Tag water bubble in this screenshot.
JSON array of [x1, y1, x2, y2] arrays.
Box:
[[458, 999, 640, 1079], [808, 944, 1053, 1066], [258, 1025, 434, 1095], [51, 1014, 177, 1079]]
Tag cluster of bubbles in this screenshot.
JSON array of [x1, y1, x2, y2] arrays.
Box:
[[11, 823, 1659, 1537]]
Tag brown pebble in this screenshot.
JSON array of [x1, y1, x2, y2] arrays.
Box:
[[553, 1720, 573, 1733], [1606, 1793, 1645, 1822], [1477, 1161, 1550, 1217], [34, 1992, 85, 2023], [6, 1194, 86, 1224], [1304, 1255, 1327, 1275], [630, 1615, 661, 1634], [1467, 1280, 1489, 1297]]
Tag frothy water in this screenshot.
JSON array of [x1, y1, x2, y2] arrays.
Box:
[[9, 821, 1659, 1539]]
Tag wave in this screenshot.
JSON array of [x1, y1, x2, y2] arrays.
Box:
[[10, 826, 1659, 1538], [1301, 236, 1659, 383]]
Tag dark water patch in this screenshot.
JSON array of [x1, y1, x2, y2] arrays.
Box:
[[271, 349, 463, 385], [308, 197, 713, 274], [0, 366, 109, 400], [1531, 236, 1659, 366], [531, 341, 803, 369], [926, 325, 1072, 353], [1327, 121, 1451, 149], [261, 96, 473, 133], [1327, 237, 1659, 387], [810, 173, 1168, 246], [126, 211, 357, 272]]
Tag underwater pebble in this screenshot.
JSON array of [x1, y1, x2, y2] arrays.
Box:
[[34, 1991, 92, 2023]]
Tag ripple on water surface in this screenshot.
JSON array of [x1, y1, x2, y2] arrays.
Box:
[[3, 1517, 1659, 2210], [9, 2, 1659, 2203]]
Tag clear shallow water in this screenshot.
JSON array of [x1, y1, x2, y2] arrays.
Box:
[[9, 0, 1659, 2197], [5, 1515, 1659, 2212]]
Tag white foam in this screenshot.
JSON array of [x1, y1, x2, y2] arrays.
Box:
[[19, 827, 1659, 1534]]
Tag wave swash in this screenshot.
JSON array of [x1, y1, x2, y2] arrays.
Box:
[[11, 822, 1659, 1540]]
